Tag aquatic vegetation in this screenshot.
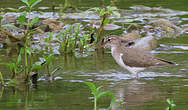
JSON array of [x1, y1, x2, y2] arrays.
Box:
[[89, 6, 120, 48], [56, 24, 90, 54], [0, 48, 24, 79], [0, 0, 42, 83], [0, 72, 4, 86], [166, 98, 176, 110], [44, 32, 54, 54], [84, 82, 115, 110]]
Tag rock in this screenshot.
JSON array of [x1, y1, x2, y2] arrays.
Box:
[[181, 24, 188, 32], [130, 5, 174, 13], [89, 20, 121, 30], [127, 24, 142, 33], [120, 31, 141, 40], [103, 24, 121, 30], [153, 19, 182, 37], [1, 15, 17, 25], [42, 19, 64, 32]]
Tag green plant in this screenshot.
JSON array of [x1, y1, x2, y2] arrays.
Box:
[[18, 0, 41, 81], [1, 0, 42, 83], [44, 32, 53, 54], [42, 54, 54, 76], [0, 72, 4, 86], [0, 48, 24, 79], [166, 98, 176, 110], [84, 82, 115, 110], [89, 6, 120, 47], [56, 24, 90, 54]]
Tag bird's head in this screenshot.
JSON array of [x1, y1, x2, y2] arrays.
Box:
[[101, 35, 135, 48], [101, 35, 121, 48]]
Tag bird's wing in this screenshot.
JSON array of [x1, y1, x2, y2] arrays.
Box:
[[121, 48, 172, 67]]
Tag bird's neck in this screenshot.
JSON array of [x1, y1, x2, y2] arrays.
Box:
[[111, 45, 122, 57]]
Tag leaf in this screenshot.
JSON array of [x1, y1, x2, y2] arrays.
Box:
[[30, 0, 41, 9], [16, 48, 24, 64], [28, 0, 37, 5], [19, 6, 26, 10], [88, 7, 100, 12], [29, 16, 39, 26], [0, 16, 3, 21], [99, 8, 105, 17], [2, 24, 20, 30], [25, 47, 33, 55], [171, 104, 176, 107], [21, 0, 29, 6], [97, 91, 114, 99], [166, 107, 170, 110], [17, 12, 27, 25], [31, 61, 43, 71], [166, 99, 171, 104], [83, 82, 97, 96], [16, 52, 22, 65], [45, 54, 54, 65], [96, 86, 103, 92], [5, 8, 19, 12], [20, 47, 25, 54], [103, 18, 110, 26]]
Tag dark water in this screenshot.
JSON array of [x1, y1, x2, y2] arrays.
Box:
[[0, 0, 188, 110]]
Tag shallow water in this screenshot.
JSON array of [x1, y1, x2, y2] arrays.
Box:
[[0, 0, 188, 110]]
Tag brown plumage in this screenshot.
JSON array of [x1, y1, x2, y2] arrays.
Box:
[[121, 47, 174, 67], [103, 36, 175, 78]]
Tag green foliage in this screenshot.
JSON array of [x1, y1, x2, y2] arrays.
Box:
[[43, 54, 54, 66], [57, 24, 90, 54], [17, 12, 27, 25], [44, 32, 53, 53], [0, 16, 2, 21], [0, 0, 42, 83], [0, 72, 4, 86], [19, 0, 42, 11], [166, 99, 176, 110], [88, 6, 120, 47], [0, 48, 24, 79], [29, 16, 39, 26], [84, 82, 115, 110], [89, 6, 120, 26]]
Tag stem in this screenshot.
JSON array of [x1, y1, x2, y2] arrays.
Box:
[[95, 13, 107, 48], [24, 46, 29, 81], [24, 9, 32, 82], [94, 97, 97, 110], [47, 64, 50, 77], [0, 72, 4, 86]]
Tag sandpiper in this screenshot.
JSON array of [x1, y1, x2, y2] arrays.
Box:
[[102, 36, 175, 79]]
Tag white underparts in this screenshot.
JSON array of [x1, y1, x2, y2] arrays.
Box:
[[111, 47, 145, 74]]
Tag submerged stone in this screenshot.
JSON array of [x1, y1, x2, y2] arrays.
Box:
[[152, 19, 182, 38]]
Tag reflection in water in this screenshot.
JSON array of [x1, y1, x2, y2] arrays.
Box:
[[95, 48, 105, 70], [112, 80, 160, 110]]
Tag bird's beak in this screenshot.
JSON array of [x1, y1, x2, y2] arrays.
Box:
[[100, 42, 107, 48]]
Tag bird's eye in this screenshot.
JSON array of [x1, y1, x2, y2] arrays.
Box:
[[107, 38, 111, 41]]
